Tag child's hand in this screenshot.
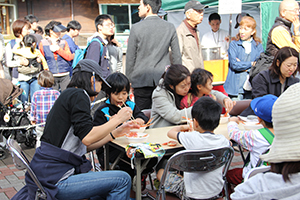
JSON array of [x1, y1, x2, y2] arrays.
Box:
[[180, 124, 191, 132], [31, 121, 36, 125], [113, 121, 139, 138], [229, 116, 239, 124]]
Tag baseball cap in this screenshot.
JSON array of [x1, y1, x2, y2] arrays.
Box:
[[158, 8, 167, 17], [53, 24, 67, 32], [250, 94, 278, 123], [73, 59, 111, 89], [234, 12, 251, 29], [184, 0, 208, 13]]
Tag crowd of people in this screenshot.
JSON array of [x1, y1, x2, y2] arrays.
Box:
[[0, 0, 300, 199]]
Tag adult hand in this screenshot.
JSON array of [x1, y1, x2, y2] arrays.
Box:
[[293, 16, 300, 36], [19, 57, 29, 66], [50, 45, 60, 52], [224, 98, 236, 113], [115, 107, 133, 123], [133, 118, 145, 125], [113, 121, 140, 138], [36, 56, 42, 63], [111, 38, 122, 47], [229, 116, 239, 124]]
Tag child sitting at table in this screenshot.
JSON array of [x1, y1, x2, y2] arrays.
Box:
[[180, 68, 235, 113], [93, 72, 149, 177], [30, 70, 60, 147], [226, 94, 277, 196], [156, 97, 230, 199]]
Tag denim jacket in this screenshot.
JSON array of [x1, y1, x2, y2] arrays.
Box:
[[224, 39, 264, 96]]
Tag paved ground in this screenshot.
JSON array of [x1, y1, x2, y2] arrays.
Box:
[[0, 143, 245, 200]]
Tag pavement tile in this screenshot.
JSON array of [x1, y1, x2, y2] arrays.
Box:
[[18, 175, 25, 180], [0, 179, 10, 187], [0, 193, 9, 200], [5, 188, 17, 199], [14, 170, 25, 177], [13, 182, 25, 191], [6, 174, 20, 183]]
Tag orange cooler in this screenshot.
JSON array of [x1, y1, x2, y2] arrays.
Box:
[[204, 59, 228, 82]]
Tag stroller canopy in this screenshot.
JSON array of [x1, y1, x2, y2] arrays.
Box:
[[0, 78, 23, 105]]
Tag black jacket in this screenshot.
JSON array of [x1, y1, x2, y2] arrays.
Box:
[[266, 17, 293, 57], [240, 69, 299, 116], [252, 69, 299, 98]]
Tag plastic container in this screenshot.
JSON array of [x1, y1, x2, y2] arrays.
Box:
[[130, 126, 146, 133], [126, 133, 149, 143], [220, 114, 230, 124]]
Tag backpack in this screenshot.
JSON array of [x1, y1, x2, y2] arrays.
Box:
[[249, 52, 274, 84], [72, 37, 103, 68]]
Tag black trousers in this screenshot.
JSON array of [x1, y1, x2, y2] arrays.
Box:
[[133, 86, 156, 110]]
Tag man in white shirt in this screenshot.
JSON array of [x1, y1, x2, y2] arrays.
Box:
[[201, 13, 229, 59]]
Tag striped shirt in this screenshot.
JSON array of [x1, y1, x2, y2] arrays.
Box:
[[30, 87, 60, 126]]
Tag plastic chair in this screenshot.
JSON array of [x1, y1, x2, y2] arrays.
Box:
[[244, 165, 270, 182], [6, 135, 47, 200], [156, 147, 234, 200]]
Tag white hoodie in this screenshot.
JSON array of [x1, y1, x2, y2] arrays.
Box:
[[231, 172, 300, 200]]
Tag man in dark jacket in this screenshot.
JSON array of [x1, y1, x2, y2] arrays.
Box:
[[85, 14, 114, 79], [266, 0, 300, 56]]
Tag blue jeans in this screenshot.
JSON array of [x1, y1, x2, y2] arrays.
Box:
[[55, 170, 131, 200], [19, 77, 40, 103]]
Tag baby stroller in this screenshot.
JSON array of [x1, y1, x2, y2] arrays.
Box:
[[0, 78, 36, 159]]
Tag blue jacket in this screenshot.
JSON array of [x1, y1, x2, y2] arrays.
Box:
[[62, 34, 80, 75], [224, 39, 264, 96], [40, 39, 71, 74], [12, 141, 92, 200]]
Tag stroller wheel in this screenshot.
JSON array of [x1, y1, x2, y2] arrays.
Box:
[[0, 146, 6, 160]]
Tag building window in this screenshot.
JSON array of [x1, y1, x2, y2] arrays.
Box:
[[101, 4, 140, 34]]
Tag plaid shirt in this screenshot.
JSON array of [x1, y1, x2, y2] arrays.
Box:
[[30, 87, 60, 126]]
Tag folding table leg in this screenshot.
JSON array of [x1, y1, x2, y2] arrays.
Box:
[[104, 144, 109, 171], [135, 158, 142, 200]]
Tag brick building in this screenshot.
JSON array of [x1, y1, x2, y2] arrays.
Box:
[[1, 0, 140, 46]]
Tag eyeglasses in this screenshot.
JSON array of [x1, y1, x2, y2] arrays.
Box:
[[102, 23, 115, 28], [285, 9, 300, 14]]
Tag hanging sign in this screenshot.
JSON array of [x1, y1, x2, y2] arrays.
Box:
[[218, 0, 242, 14]]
